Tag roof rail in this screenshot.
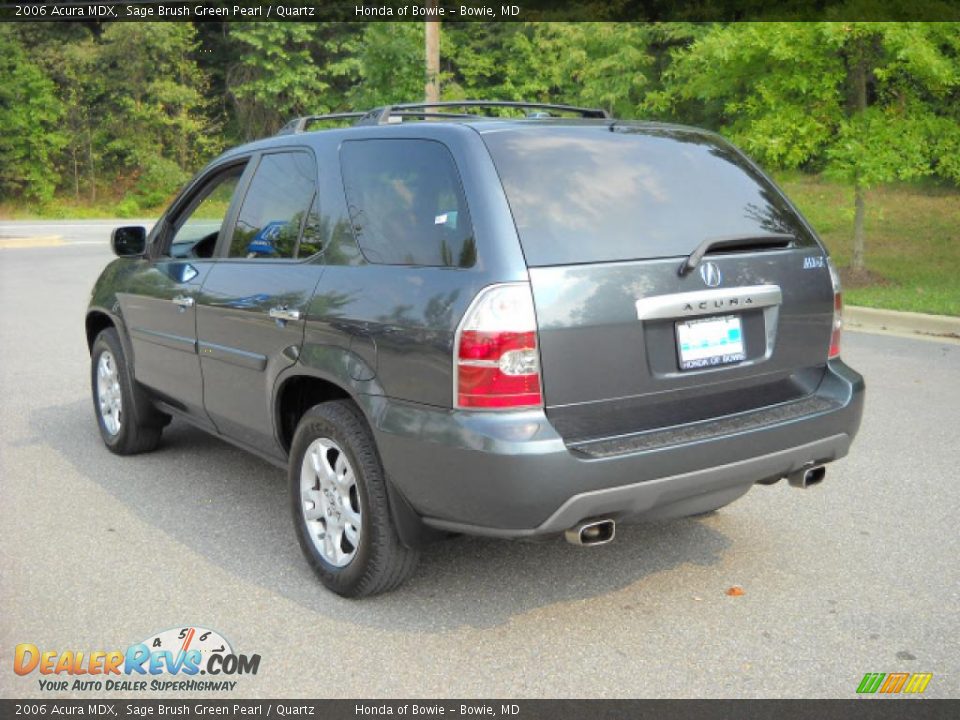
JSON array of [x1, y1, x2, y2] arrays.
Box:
[[363, 101, 610, 124], [277, 113, 368, 135], [277, 101, 611, 135]]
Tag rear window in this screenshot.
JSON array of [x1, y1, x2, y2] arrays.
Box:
[[340, 139, 476, 267], [482, 126, 817, 266]]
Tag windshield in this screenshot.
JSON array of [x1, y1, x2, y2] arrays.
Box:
[[481, 125, 817, 266]]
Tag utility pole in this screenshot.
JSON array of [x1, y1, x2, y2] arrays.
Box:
[[425, 2, 440, 103]]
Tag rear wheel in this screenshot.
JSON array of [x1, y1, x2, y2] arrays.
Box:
[[289, 400, 419, 597], [90, 328, 166, 455]]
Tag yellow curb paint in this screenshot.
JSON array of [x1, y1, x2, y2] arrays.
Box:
[[0, 235, 64, 249]]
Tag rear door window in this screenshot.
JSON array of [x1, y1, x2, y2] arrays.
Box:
[[481, 126, 817, 266], [228, 151, 317, 260], [340, 139, 476, 267]]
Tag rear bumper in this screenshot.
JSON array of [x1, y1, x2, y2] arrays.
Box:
[[367, 360, 864, 537]]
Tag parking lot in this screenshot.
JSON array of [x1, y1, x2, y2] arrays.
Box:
[[1, 221, 958, 698]]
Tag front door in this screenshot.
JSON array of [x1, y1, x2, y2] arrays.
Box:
[[196, 150, 324, 456], [119, 163, 248, 423]]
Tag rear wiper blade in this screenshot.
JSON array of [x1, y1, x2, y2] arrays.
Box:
[[678, 233, 794, 276]]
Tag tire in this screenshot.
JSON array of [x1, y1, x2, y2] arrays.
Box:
[[289, 400, 419, 597], [90, 327, 166, 455]]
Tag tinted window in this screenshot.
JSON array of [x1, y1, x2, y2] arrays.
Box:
[[228, 151, 317, 259], [341, 139, 476, 267], [169, 166, 244, 259], [482, 126, 817, 266], [296, 196, 324, 258]]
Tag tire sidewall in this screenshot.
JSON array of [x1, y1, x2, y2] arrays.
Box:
[[289, 408, 377, 594], [91, 329, 133, 450]]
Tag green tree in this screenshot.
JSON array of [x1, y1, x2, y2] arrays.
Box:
[[0, 27, 65, 203], [654, 22, 960, 273], [227, 23, 361, 138], [537, 23, 652, 117], [348, 23, 424, 108], [442, 23, 677, 118], [35, 33, 104, 202], [442, 23, 649, 115], [98, 23, 218, 180]]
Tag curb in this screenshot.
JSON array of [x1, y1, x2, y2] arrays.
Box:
[[845, 306, 960, 340]]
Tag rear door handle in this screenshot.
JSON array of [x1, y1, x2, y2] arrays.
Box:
[[172, 295, 195, 309], [269, 306, 301, 322]]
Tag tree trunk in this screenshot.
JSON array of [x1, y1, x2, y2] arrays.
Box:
[[852, 181, 866, 273], [424, 9, 440, 103], [87, 131, 96, 204], [72, 145, 79, 201]]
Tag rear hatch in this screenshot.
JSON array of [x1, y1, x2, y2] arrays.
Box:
[[481, 123, 836, 443]]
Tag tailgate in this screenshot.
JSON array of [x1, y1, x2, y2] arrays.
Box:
[[530, 250, 835, 442], [481, 122, 838, 443]]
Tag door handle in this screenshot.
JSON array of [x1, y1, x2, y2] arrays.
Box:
[[269, 306, 301, 322], [172, 295, 195, 308]]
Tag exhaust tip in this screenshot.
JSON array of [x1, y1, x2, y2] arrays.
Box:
[[788, 464, 826, 489], [565, 519, 615, 547]]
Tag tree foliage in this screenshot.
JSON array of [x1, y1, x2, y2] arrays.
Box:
[[0, 27, 66, 202]]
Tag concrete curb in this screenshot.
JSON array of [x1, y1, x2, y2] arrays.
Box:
[[845, 305, 960, 340]]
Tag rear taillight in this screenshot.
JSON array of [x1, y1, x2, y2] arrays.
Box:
[[827, 258, 843, 358], [455, 283, 543, 409]]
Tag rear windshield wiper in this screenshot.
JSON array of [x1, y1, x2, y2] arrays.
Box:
[[678, 233, 794, 276]]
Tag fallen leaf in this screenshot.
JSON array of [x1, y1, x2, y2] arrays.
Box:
[[726, 585, 745, 597]]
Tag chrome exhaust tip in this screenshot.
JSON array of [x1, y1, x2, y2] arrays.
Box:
[[787, 464, 826, 489], [564, 519, 616, 547]]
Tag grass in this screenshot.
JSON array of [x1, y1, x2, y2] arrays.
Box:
[[777, 173, 960, 317], [0, 198, 166, 220]]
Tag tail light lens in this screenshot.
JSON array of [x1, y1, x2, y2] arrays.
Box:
[[827, 258, 843, 358], [455, 283, 543, 409]]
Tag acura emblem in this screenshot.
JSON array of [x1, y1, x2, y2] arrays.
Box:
[[700, 262, 722, 287]]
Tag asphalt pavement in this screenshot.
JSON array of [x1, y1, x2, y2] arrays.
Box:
[[1, 220, 958, 699]]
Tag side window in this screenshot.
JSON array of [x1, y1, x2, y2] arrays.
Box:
[[296, 196, 324, 258], [168, 165, 245, 259], [340, 139, 476, 267], [228, 151, 317, 260]]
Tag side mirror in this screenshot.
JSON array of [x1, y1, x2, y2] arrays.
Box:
[[111, 226, 147, 257]]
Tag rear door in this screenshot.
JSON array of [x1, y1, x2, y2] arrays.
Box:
[[481, 125, 836, 442], [119, 162, 248, 424], [196, 149, 324, 457]]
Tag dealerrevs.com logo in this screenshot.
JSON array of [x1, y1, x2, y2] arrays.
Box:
[[13, 626, 261, 693]]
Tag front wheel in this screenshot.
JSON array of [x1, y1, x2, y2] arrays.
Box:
[[289, 400, 419, 597], [90, 328, 166, 455]]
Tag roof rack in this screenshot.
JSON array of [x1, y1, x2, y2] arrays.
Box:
[[277, 101, 610, 134], [277, 113, 367, 135], [360, 101, 610, 124]]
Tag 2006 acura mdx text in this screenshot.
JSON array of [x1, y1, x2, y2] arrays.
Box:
[[86, 101, 864, 597]]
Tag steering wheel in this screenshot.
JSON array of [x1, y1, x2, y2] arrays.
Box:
[[189, 231, 220, 259]]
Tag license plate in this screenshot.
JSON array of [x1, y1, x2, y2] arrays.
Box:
[[676, 315, 746, 370]]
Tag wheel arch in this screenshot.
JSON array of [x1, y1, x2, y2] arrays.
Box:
[[275, 372, 352, 455], [274, 369, 441, 549], [85, 310, 116, 352]]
